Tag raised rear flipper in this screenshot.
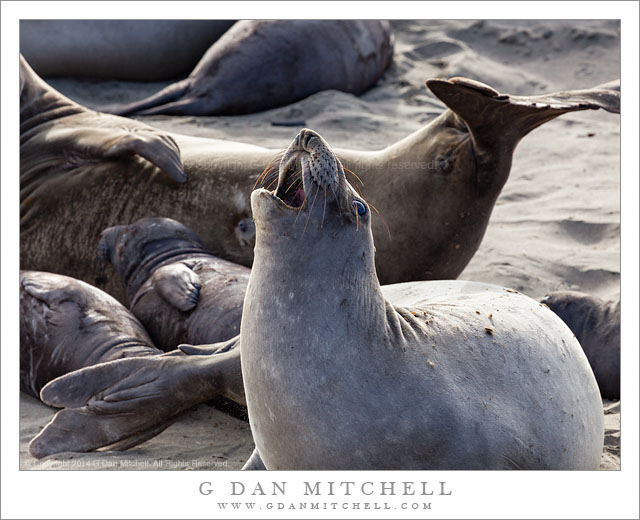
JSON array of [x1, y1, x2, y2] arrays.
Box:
[[425, 76, 620, 192], [426, 76, 620, 150]]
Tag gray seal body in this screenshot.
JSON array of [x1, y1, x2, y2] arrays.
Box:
[[105, 20, 394, 116], [542, 291, 620, 399], [20, 20, 235, 81], [98, 217, 249, 352], [240, 129, 604, 470], [20, 54, 619, 302]]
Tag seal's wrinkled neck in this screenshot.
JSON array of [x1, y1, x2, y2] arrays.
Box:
[[246, 129, 391, 348]]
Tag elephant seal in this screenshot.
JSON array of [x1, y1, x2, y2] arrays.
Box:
[[542, 291, 620, 399], [104, 20, 394, 116], [20, 270, 243, 458], [20, 55, 620, 302], [98, 217, 249, 352], [240, 128, 604, 470], [20, 20, 235, 81]]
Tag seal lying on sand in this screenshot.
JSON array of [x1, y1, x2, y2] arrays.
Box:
[[98, 217, 249, 352], [542, 291, 620, 399], [20, 55, 620, 302], [240, 129, 604, 470], [20, 270, 243, 458], [104, 20, 394, 116], [20, 20, 235, 81]]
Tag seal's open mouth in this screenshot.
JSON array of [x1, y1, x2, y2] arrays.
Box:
[[274, 154, 307, 209]]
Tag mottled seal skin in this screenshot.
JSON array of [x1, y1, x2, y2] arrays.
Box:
[[105, 20, 394, 116], [20, 20, 235, 81], [240, 129, 604, 470], [20, 55, 619, 302], [98, 217, 249, 352], [542, 291, 620, 399], [20, 270, 243, 459]]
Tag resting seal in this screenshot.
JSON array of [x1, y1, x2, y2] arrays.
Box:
[[98, 217, 249, 352], [20, 56, 620, 301], [105, 20, 394, 115], [20, 271, 242, 458], [542, 291, 620, 399], [20, 20, 235, 81], [240, 129, 604, 470]]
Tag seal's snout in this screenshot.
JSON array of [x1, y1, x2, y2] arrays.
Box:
[[274, 128, 344, 210]]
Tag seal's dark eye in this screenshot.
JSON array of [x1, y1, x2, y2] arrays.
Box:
[[238, 221, 247, 232], [353, 200, 367, 216]]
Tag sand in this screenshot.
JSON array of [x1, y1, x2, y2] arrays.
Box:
[[20, 20, 620, 470]]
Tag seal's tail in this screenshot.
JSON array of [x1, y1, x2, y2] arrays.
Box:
[[101, 80, 193, 116], [426, 77, 620, 150]]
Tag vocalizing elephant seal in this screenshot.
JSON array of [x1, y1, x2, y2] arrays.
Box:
[[240, 129, 604, 470], [20, 55, 620, 302], [20, 271, 243, 458], [105, 20, 394, 116], [20, 20, 235, 81], [98, 217, 249, 352], [542, 291, 620, 399]]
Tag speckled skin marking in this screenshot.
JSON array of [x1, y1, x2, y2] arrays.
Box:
[[241, 129, 604, 470]]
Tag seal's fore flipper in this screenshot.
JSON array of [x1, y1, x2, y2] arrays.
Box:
[[20, 55, 187, 230], [242, 448, 267, 470], [426, 77, 620, 151], [131, 263, 201, 312]]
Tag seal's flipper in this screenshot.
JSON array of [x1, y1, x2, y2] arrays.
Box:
[[100, 417, 180, 452], [179, 335, 240, 356], [426, 77, 620, 151], [101, 80, 190, 116], [103, 128, 186, 183], [32, 353, 235, 457], [20, 55, 187, 230], [133, 97, 205, 116], [28, 405, 180, 458], [242, 449, 267, 470], [133, 263, 201, 312], [39, 356, 166, 409]]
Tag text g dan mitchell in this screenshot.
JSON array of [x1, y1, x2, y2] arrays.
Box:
[[198, 480, 452, 497]]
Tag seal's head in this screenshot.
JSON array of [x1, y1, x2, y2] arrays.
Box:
[[252, 129, 375, 272], [97, 217, 208, 302]]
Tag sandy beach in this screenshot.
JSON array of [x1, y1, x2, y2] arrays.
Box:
[[20, 19, 620, 470]]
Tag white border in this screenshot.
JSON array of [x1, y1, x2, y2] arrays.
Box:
[[2, 2, 638, 519]]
